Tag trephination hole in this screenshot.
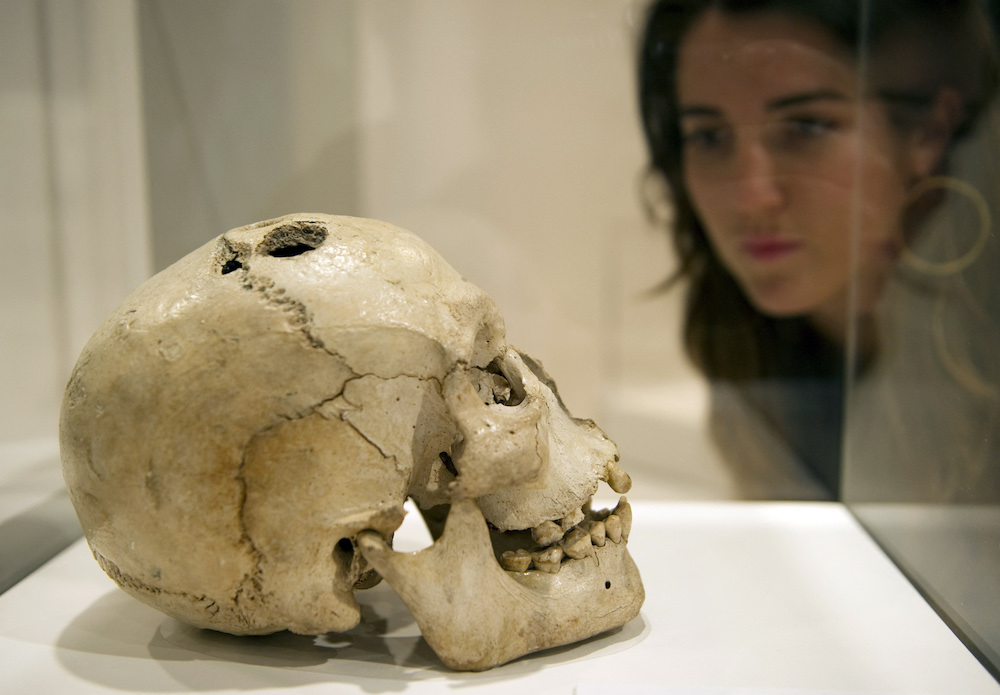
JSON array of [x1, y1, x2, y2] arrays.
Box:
[[257, 223, 328, 258]]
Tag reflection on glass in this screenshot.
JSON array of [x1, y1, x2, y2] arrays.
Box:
[[843, 3, 1000, 680], [638, 0, 998, 500], [637, 0, 999, 677]]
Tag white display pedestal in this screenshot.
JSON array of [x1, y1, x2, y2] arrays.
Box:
[[2, 501, 997, 694]]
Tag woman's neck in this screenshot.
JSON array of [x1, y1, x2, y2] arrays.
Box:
[[809, 304, 878, 364]]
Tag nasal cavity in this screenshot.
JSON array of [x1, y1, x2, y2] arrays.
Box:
[[257, 223, 328, 258]]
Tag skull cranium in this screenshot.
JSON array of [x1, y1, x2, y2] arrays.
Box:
[[60, 213, 644, 670]]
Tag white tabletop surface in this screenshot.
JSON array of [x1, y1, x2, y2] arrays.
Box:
[[1, 500, 997, 695]]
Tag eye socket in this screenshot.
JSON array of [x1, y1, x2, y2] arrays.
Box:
[[470, 358, 524, 406], [472, 369, 515, 406], [257, 223, 328, 258]]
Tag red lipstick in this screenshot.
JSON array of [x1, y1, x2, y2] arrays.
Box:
[[742, 237, 801, 262]]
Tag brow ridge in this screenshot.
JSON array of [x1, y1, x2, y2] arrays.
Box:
[[765, 90, 850, 111], [679, 89, 851, 120]]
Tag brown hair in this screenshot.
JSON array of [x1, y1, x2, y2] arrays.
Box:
[[637, 0, 999, 382]]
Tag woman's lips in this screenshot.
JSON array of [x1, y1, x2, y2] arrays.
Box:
[[741, 236, 801, 262]]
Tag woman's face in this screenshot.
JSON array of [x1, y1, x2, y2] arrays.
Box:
[[676, 10, 917, 338]]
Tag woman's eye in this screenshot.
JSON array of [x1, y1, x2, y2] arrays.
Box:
[[769, 116, 840, 153], [787, 116, 837, 138], [681, 126, 729, 151]]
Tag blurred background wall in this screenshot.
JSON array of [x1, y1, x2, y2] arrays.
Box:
[[1, 0, 149, 474], [136, 0, 696, 413], [2, 0, 725, 501]]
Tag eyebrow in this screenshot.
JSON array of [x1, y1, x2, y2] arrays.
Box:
[[679, 90, 851, 119], [766, 90, 850, 110]]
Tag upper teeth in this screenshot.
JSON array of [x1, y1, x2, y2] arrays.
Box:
[[605, 460, 631, 494], [500, 497, 632, 574], [560, 508, 585, 532], [530, 520, 563, 546]]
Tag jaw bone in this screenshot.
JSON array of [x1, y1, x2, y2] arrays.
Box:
[[357, 496, 644, 671]]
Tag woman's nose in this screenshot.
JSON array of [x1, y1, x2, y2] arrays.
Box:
[[733, 141, 784, 215]]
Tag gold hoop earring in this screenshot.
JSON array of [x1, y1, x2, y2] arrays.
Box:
[[639, 168, 674, 228], [902, 176, 991, 276]]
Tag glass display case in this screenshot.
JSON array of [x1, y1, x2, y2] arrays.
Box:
[[1, 0, 998, 689], [841, 31, 1000, 682]]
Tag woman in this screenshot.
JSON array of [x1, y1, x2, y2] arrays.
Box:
[[637, 0, 999, 498]]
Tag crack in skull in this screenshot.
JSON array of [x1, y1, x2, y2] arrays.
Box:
[[60, 213, 644, 671]]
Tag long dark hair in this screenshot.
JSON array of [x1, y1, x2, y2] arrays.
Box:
[[637, 0, 999, 382]]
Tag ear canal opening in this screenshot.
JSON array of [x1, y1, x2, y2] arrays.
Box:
[[333, 536, 381, 590], [333, 537, 355, 566]]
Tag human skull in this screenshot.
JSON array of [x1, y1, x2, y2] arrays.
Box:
[[60, 213, 644, 671]]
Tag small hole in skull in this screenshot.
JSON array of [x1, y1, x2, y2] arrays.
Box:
[[220, 258, 243, 275], [605, 581, 612, 589], [269, 242, 316, 257], [257, 223, 328, 258]]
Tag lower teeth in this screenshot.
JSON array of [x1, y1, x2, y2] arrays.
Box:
[[587, 519, 607, 547], [604, 514, 623, 543], [532, 546, 563, 573], [500, 548, 532, 572], [561, 527, 593, 559], [499, 499, 629, 573]]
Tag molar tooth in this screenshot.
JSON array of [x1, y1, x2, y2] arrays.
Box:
[[500, 548, 532, 572], [604, 514, 623, 543], [587, 520, 606, 547], [613, 497, 632, 541], [560, 508, 585, 532], [561, 527, 593, 559], [605, 460, 632, 494], [532, 546, 563, 573], [531, 520, 564, 547]]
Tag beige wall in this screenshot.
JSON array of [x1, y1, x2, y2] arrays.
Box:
[[137, 0, 362, 268], [4, 0, 712, 496], [353, 0, 694, 416], [137, 0, 693, 420], [1, 0, 150, 446]]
